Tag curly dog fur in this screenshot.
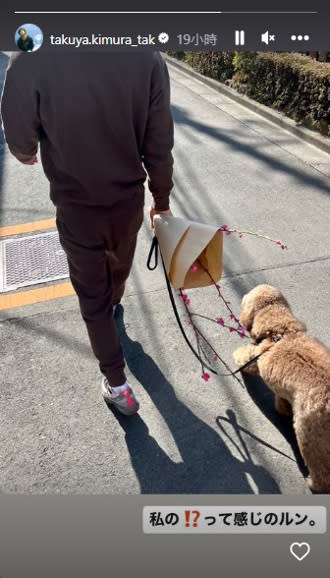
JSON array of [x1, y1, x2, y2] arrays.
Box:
[[233, 284, 330, 493]]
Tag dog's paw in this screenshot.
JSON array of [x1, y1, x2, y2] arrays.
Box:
[[233, 345, 251, 366], [233, 345, 259, 374]]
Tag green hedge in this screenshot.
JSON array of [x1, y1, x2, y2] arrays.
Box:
[[231, 52, 330, 135], [167, 52, 330, 136], [167, 51, 234, 82]]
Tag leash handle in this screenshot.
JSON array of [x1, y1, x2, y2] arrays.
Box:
[[146, 237, 260, 378], [146, 236, 159, 271]]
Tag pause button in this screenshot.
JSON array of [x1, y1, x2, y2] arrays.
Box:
[[235, 30, 245, 45]]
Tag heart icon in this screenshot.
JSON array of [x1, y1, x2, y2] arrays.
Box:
[[290, 542, 311, 561]]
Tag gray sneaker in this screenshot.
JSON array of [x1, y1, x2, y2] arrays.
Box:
[[101, 377, 139, 415]]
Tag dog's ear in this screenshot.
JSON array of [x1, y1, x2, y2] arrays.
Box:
[[239, 294, 255, 331], [251, 310, 306, 342], [240, 285, 290, 333], [283, 318, 306, 335]]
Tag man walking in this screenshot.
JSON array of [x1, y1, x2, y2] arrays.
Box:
[[1, 51, 174, 415]]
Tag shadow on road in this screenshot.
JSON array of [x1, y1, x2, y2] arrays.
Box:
[[172, 104, 330, 197], [239, 372, 308, 479], [108, 304, 281, 494]]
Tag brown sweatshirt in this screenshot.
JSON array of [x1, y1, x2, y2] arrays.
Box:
[[0, 51, 174, 211]]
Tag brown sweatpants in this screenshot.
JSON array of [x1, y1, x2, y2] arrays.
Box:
[[56, 195, 144, 387]]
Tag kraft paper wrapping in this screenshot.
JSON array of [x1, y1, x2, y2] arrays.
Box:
[[153, 215, 223, 289]]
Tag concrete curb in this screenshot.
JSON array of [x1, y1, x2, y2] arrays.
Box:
[[163, 53, 330, 155]]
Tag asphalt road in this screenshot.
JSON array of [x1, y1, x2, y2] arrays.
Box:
[[1, 53, 329, 494]]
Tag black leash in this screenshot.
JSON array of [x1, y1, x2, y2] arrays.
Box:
[[147, 236, 262, 377]]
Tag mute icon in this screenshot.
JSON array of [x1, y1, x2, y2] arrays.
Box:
[[261, 31, 276, 45]]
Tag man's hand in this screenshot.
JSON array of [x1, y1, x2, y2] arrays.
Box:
[[22, 155, 38, 165], [149, 204, 173, 229]]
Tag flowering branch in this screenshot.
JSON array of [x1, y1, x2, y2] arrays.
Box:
[[195, 257, 247, 338], [195, 325, 244, 387], [178, 287, 244, 386], [219, 225, 288, 250], [174, 226, 288, 382]]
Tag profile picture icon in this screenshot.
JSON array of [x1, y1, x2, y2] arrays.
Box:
[[15, 23, 43, 52]]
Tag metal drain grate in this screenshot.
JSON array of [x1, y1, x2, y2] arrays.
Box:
[[0, 231, 69, 293]]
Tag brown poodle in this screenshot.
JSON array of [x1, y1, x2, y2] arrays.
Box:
[[233, 284, 330, 493]]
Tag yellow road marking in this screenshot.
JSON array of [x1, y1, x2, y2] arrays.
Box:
[[0, 282, 75, 311], [0, 218, 56, 237]]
